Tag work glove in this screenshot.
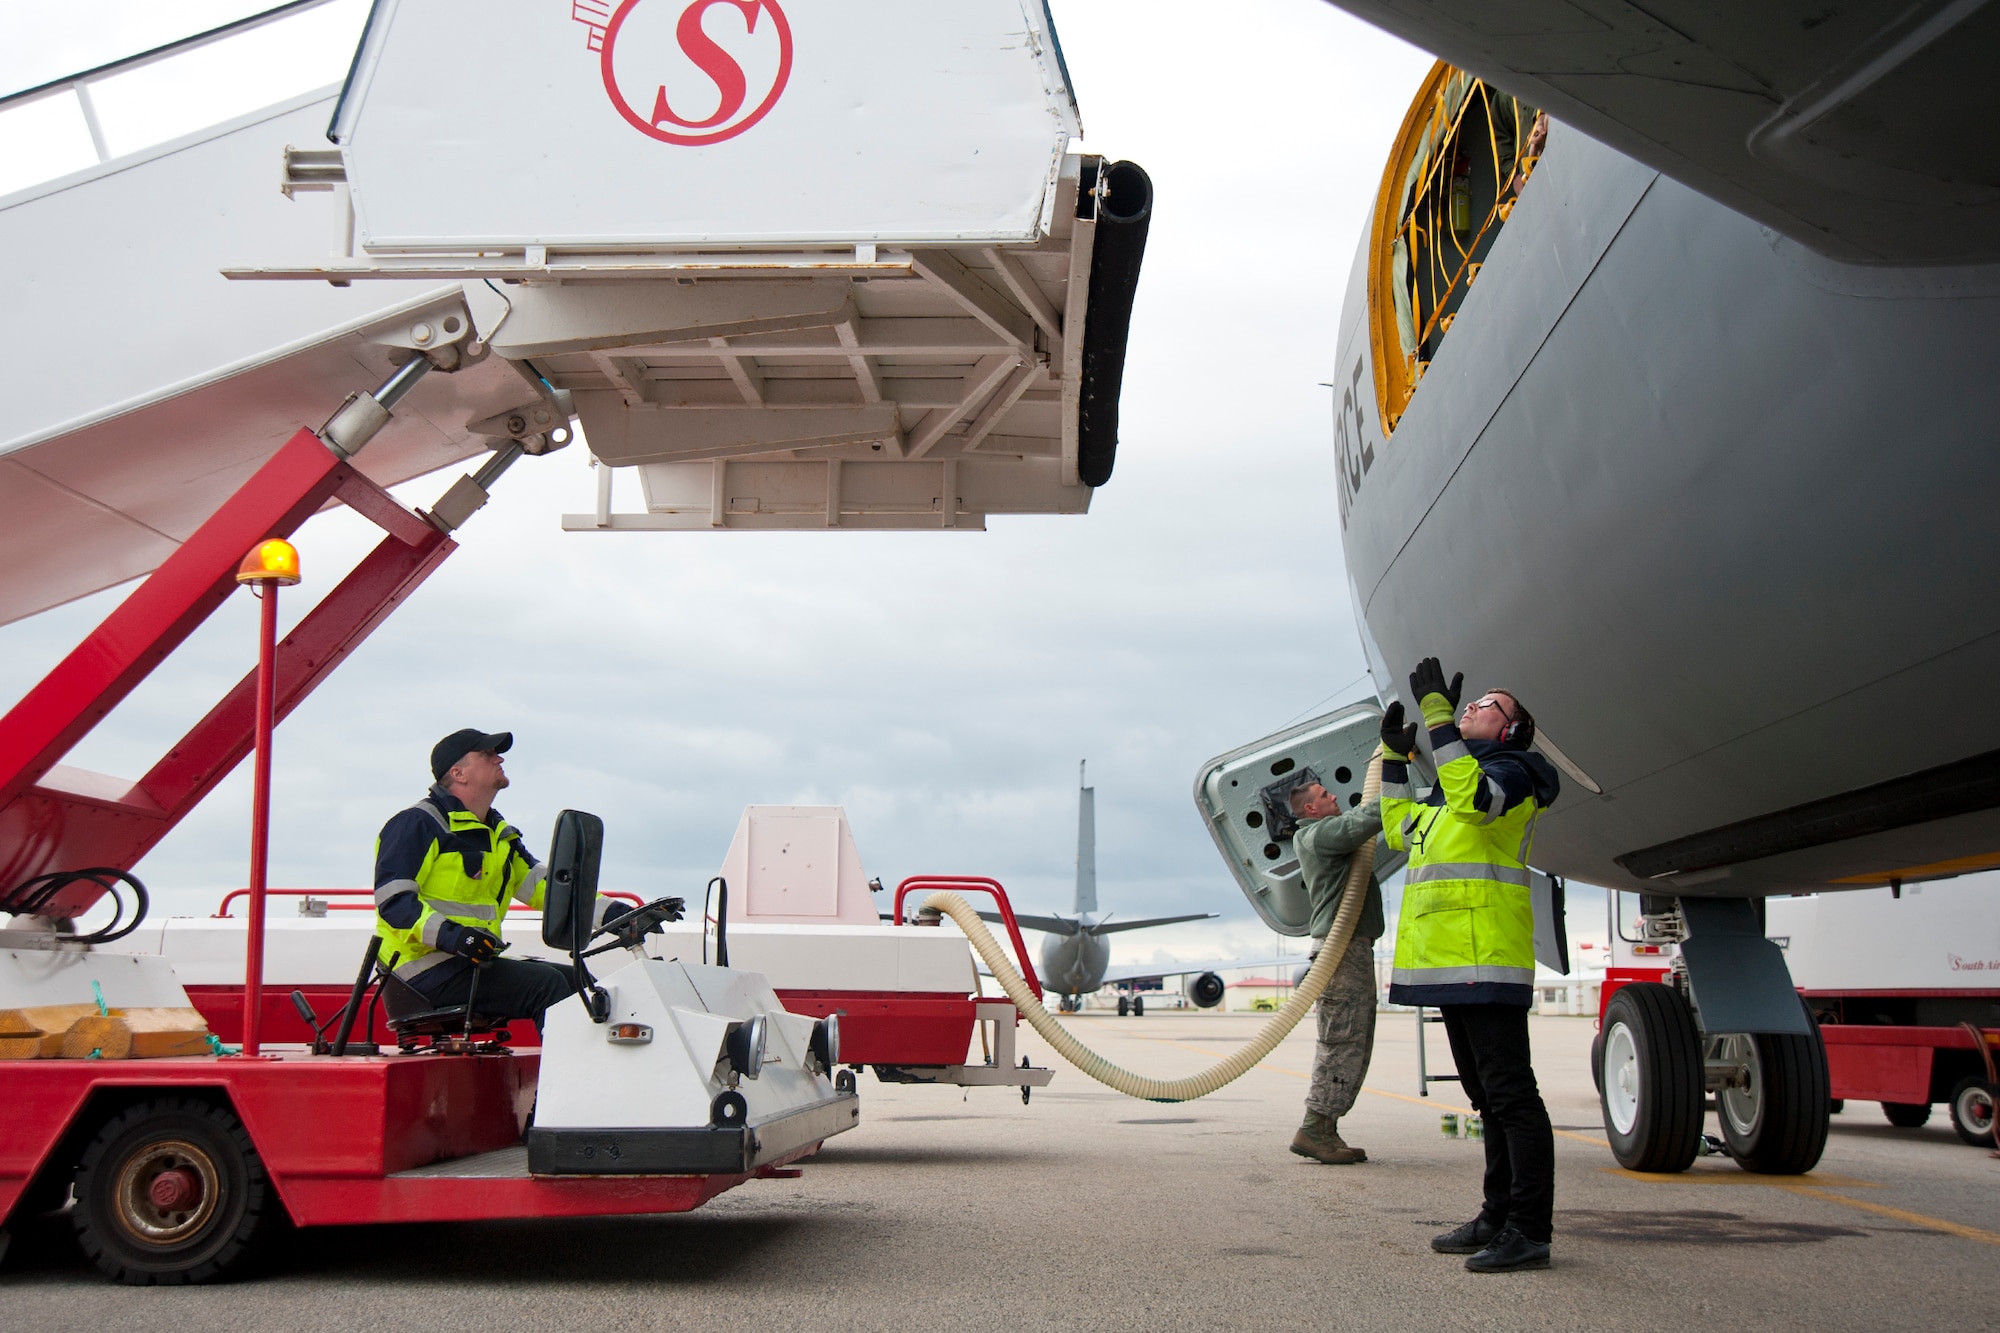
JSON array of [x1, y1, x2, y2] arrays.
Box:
[[436, 920, 503, 966], [1379, 700, 1419, 758], [600, 900, 633, 927], [1408, 657, 1463, 728]]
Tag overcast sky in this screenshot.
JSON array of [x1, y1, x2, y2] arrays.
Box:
[[0, 0, 1613, 964]]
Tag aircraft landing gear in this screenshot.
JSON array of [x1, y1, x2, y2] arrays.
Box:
[[1709, 1026, 1830, 1174], [1597, 897, 1830, 1176], [1599, 982, 1703, 1173], [1117, 996, 1128, 1017]]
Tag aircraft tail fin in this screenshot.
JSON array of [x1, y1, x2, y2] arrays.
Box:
[[1076, 759, 1097, 916]]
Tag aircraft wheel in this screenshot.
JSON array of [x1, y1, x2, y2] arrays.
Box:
[[72, 1096, 277, 1286], [1132, 997, 1144, 1017], [1116, 996, 1129, 1017], [1948, 1078, 1997, 1147], [1881, 1100, 1932, 1129], [1712, 1013, 1830, 1175], [1598, 983, 1702, 1173]]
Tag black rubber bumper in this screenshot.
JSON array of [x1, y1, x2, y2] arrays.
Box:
[[526, 1091, 860, 1176], [1075, 159, 1153, 488]]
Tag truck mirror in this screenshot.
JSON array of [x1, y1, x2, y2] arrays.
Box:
[[543, 809, 604, 953]]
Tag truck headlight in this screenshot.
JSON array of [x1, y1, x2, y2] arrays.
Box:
[[810, 1014, 840, 1071], [724, 1014, 767, 1079]]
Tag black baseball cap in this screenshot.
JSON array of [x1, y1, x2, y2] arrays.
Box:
[[431, 728, 513, 780]]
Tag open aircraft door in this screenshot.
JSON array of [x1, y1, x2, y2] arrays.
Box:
[[1194, 703, 1567, 974], [1193, 701, 1408, 937]]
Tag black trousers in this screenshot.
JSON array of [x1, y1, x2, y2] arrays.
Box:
[[411, 956, 579, 1030], [1439, 1002, 1554, 1243]]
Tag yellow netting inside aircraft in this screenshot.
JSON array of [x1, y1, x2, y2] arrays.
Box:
[[1369, 63, 1543, 433]]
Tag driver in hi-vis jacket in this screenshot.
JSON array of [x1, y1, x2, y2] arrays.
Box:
[[374, 728, 621, 1029], [1379, 659, 1561, 1274]]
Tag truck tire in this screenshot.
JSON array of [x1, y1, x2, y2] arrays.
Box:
[[1713, 1010, 1831, 1175], [1948, 1078, 1997, 1147], [1598, 983, 1703, 1173], [1881, 1101, 1932, 1128], [72, 1096, 278, 1285]]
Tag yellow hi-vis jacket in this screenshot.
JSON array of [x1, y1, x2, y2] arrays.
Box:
[[373, 786, 548, 983], [1380, 693, 1560, 1007]]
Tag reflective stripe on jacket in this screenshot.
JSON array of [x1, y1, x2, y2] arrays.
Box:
[[1379, 704, 1551, 1007], [373, 787, 547, 981]]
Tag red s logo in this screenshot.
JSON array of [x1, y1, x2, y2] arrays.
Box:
[[600, 0, 793, 146]]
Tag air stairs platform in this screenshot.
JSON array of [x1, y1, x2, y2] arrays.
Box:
[[0, 0, 1150, 623]]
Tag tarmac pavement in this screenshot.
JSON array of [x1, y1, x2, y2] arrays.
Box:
[[2, 1009, 1996, 1331]]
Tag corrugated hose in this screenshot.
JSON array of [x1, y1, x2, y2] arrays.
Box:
[[923, 752, 1382, 1102]]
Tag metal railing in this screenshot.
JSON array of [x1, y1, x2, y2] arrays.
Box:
[[213, 885, 644, 917], [0, 0, 344, 161], [893, 875, 1045, 1000]]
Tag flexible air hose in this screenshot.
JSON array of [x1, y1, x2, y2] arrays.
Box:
[[924, 752, 1383, 1102]]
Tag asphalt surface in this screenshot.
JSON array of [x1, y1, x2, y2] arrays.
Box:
[[3, 1010, 1996, 1330]]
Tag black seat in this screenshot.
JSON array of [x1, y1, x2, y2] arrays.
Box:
[[374, 954, 509, 1052]]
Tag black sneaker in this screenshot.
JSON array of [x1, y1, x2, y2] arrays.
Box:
[[1430, 1215, 1503, 1254], [1464, 1226, 1551, 1273]]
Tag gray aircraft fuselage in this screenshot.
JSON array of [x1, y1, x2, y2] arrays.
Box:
[[1334, 115, 2000, 898]]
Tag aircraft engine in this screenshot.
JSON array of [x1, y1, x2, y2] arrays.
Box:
[[1188, 972, 1226, 1009]]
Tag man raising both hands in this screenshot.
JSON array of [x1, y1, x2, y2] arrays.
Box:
[[1380, 660, 1561, 1273]]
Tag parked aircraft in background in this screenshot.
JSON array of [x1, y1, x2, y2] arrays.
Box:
[[987, 763, 1323, 1015], [984, 763, 1211, 1010]]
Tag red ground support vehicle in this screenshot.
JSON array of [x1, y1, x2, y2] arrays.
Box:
[[1597, 883, 2000, 1150], [123, 876, 1055, 1096], [0, 400, 854, 1284]]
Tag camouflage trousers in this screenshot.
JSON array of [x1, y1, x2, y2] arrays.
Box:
[[1305, 933, 1379, 1120]]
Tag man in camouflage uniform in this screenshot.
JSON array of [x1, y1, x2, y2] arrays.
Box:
[[1285, 780, 1385, 1165]]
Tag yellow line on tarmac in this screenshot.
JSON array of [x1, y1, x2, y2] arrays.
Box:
[[1606, 1167, 2000, 1247], [1779, 1185, 2000, 1248], [1109, 1029, 2000, 1249]]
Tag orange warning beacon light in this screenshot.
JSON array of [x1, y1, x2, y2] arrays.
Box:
[[236, 534, 299, 1055], [235, 538, 301, 586]]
